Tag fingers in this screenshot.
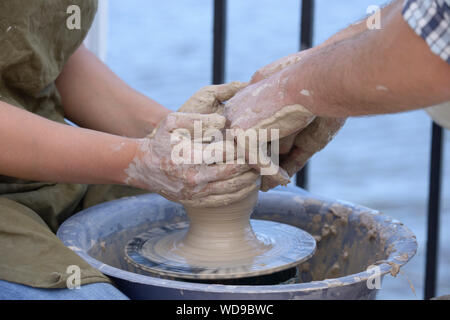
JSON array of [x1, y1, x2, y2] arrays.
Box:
[[227, 124, 291, 185], [180, 179, 260, 208], [201, 139, 240, 164], [260, 174, 288, 192], [293, 117, 346, 152], [278, 131, 298, 154], [225, 79, 316, 139], [238, 104, 315, 139], [178, 86, 220, 114], [223, 102, 312, 185], [178, 81, 247, 114], [214, 81, 248, 102], [239, 135, 290, 191], [258, 166, 290, 192], [283, 117, 346, 177], [189, 163, 251, 186], [260, 117, 345, 191], [280, 146, 310, 178], [178, 90, 218, 114], [164, 112, 226, 135], [191, 170, 260, 199], [245, 142, 290, 186]]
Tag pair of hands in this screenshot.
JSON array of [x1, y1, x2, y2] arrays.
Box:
[[227, 51, 346, 190], [126, 51, 345, 205], [124, 83, 260, 207]]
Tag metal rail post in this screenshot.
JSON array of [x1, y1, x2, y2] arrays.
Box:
[[212, 0, 227, 85], [424, 122, 443, 299], [296, 0, 315, 189]]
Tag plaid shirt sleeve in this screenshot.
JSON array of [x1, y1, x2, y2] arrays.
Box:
[[402, 0, 450, 64]]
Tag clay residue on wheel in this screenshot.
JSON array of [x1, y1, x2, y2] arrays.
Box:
[[89, 193, 416, 287]]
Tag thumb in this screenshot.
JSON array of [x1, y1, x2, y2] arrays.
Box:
[[178, 82, 247, 114], [165, 112, 226, 136], [214, 81, 248, 102]]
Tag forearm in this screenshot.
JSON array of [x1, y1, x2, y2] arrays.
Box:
[[251, 1, 401, 83], [56, 45, 170, 138], [0, 101, 137, 185], [320, 1, 397, 48], [281, 1, 450, 117]]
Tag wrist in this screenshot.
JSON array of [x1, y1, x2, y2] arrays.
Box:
[[277, 63, 314, 113], [119, 137, 159, 192], [125, 90, 171, 138], [109, 137, 142, 186]]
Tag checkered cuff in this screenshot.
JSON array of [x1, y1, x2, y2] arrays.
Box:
[[403, 0, 450, 63]]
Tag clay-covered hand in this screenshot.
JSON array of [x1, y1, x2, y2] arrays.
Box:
[[224, 54, 345, 191], [179, 82, 289, 183], [178, 81, 248, 115], [124, 112, 260, 207]]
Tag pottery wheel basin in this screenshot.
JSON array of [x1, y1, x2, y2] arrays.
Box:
[[57, 189, 417, 300]]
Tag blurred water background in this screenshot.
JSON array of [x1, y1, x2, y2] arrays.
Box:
[[105, 0, 450, 299]]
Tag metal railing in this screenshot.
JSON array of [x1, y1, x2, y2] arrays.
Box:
[[425, 123, 443, 299], [211, 0, 443, 300]]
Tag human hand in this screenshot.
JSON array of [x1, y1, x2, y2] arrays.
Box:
[[178, 80, 307, 190], [178, 81, 248, 115], [124, 112, 260, 207], [225, 55, 345, 191]]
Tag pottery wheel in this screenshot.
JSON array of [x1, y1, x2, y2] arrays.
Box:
[[125, 189, 316, 280]]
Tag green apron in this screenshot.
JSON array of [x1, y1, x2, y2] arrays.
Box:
[[0, 0, 146, 288]]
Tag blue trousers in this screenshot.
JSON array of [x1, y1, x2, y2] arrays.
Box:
[[0, 280, 129, 300]]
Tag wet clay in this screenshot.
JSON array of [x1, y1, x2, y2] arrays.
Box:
[[83, 191, 417, 297], [124, 189, 316, 280], [176, 189, 269, 263]]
